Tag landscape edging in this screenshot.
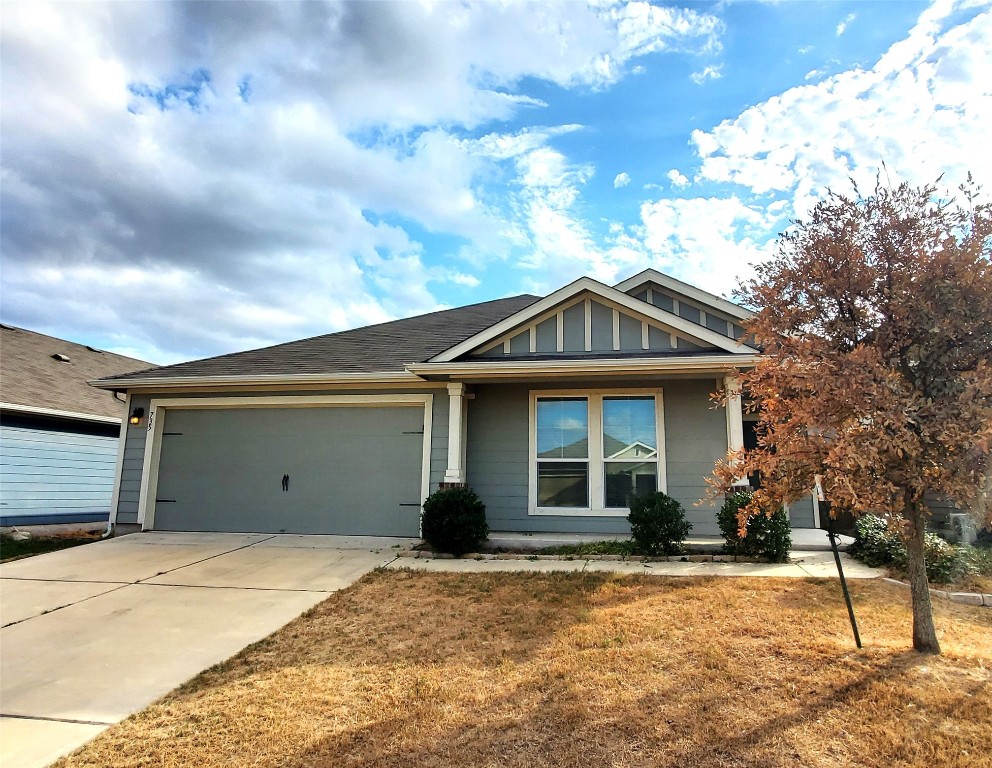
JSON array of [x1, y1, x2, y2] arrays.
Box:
[[881, 577, 991, 608]]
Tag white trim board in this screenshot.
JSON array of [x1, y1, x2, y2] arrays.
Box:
[[429, 277, 758, 362], [0, 401, 122, 425], [528, 387, 667, 518], [613, 268, 753, 321], [135, 394, 434, 531]]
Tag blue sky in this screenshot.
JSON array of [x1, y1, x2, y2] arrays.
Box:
[[1, 0, 988, 365]]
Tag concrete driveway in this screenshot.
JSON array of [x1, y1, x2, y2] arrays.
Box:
[[0, 531, 412, 768]]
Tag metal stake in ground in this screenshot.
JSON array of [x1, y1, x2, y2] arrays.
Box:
[[816, 474, 862, 648], [827, 519, 862, 649]]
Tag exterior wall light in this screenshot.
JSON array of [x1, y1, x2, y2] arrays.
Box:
[[129, 407, 145, 426]]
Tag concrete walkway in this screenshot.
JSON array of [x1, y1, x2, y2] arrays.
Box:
[[0, 532, 413, 768], [386, 550, 882, 578]]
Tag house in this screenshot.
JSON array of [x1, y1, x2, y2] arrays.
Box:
[[0, 325, 155, 526], [91, 269, 819, 538]]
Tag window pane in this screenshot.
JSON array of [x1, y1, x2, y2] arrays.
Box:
[[604, 461, 657, 508], [538, 462, 589, 507], [536, 398, 588, 459], [602, 396, 656, 459]]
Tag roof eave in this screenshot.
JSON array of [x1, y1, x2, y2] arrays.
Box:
[[407, 354, 760, 379], [0, 401, 122, 425], [613, 269, 754, 321], [88, 370, 426, 391]]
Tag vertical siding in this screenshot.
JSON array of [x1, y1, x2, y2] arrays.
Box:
[[590, 301, 614, 351]]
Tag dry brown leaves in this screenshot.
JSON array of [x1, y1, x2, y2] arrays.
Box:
[[55, 572, 991, 768]]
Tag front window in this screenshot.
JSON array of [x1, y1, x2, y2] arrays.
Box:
[[531, 390, 664, 516], [536, 398, 589, 507], [602, 396, 658, 508]]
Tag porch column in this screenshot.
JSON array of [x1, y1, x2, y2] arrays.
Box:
[[444, 382, 467, 485], [724, 375, 749, 488]]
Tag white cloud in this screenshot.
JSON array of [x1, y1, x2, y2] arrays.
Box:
[[0, 1, 723, 361], [691, 64, 723, 84], [836, 13, 856, 36], [691, 0, 991, 218], [666, 169, 689, 188], [614, 172, 631, 188], [637, 197, 780, 297]]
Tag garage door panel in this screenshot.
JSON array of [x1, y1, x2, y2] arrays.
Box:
[[153, 407, 424, 536]]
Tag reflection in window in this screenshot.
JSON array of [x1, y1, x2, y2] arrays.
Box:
[[538, 462, 589, 508], [603, 396, 657, 508], [536, 398, 589, 507]]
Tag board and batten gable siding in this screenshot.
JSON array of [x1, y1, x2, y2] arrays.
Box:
[[0, 415, 120, 525], [112, 388, 449, 527], [629, 282, 746, 341], [472, 296, 715, 359], [465, 379, 731, 536]]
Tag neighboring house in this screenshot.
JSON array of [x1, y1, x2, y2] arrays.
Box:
[[0, 325, 154, 526], [92, 269, 820, 538]]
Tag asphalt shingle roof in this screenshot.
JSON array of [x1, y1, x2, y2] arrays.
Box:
[[97, 294, 541, 384], [0, 325, 155, 419]]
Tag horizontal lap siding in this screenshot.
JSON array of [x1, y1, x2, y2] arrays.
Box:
[[1, 423, 118, 524], [466, 380, 729, 536], [660, 381, 726, 537]]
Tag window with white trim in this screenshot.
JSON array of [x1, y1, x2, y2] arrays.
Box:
[[530, 389, 665, 516]]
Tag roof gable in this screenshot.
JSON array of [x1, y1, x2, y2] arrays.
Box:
[[614, 269, 753, 322], [430, 277, 757, 362]]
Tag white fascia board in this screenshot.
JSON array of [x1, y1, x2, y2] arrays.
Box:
[[0, 401, 121, 425], [407, 353, 759, 378], [429, 277, 600, 362], [431, 277, 755, 362], [614, 269, 753, 321], [88, 370, 425, 391]]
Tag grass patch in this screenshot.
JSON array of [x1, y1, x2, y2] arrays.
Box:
[[536, 540, 637, 557], [0, 532, 100, 562], [54, 572, 991, 768]]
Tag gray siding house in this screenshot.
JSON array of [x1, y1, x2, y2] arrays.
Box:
[[93, 270, 820, 538]]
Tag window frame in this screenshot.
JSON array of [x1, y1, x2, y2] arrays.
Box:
[[528, 388, 666, 517]]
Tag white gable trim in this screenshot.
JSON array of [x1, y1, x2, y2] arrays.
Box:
[[431, 277, 756, 362], [470, 291, 723, 357], [614, 269, 753, 322]]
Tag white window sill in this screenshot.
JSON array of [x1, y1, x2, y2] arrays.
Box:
[[529, 507, 630, 517]]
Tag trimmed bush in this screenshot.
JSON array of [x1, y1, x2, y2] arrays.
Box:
[[421, 486, 489, 556], [628, 492, 691, 556], [718, 491, 792, 562], [850, 514, 980, 584]]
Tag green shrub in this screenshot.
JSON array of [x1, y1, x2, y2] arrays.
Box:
[[849, 514, 982, 584], [421, 486, 489, 556], [849, 515, 905, 567], [627, 492, 691, 556], [717, 491, 792, 562]]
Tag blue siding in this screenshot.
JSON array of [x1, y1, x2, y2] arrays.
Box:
[[1, 423, 117, 524]]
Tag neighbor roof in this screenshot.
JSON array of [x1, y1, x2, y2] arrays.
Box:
[[1, 325, 155, 420], [94, 295, 541, 386]]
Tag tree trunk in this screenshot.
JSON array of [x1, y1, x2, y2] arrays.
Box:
[[904, 500, 941, 654]]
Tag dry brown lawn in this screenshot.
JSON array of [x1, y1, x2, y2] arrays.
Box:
[[57, 572, 991, 768]]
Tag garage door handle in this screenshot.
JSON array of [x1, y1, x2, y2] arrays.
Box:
[[282, 474, 289, 492]]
